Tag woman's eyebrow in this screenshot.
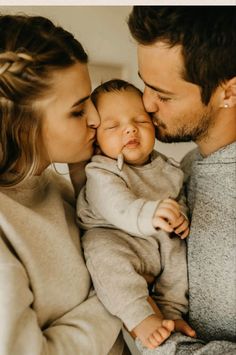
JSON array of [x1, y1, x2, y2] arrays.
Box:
[[138, 72, 174, 95], [71, 95, 90, 108]]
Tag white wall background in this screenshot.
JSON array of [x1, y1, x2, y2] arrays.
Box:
[[0, 6, 196, 353]]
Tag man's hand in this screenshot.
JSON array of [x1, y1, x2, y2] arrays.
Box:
[[152, 199, 189, 239]]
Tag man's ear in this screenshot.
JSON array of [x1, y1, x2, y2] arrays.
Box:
[[220, 77, 236, 108]]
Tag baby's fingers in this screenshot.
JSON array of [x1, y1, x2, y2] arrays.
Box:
[[152, 216, 173, 232], [158, 200, 180, 220], [175, 221, 190, 239], [179, 228, 190, 239], [155, 206, 180, 225], [174, 215, 188, 229]]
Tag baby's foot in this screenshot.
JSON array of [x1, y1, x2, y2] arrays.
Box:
[[174, 319, 197, 338], [132, 314, 175, 349]]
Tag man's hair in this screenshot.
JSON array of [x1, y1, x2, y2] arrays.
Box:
[[0, 15, 88, 187], [128, 6, 236, 104], [91, 78, 142, 107]]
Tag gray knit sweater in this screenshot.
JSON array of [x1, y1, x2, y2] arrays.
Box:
[[136, 142, 236, 354]]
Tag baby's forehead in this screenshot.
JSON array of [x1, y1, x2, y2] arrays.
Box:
[[97, 89, 147, 122], [99, 90, 143, 110], [100, 88, 142, 100]]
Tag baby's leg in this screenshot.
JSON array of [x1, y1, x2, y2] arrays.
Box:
[[144, 281, 196, 344], [82, 228, 156, 331]]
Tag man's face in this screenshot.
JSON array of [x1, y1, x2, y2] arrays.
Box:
[[138, 42, 219, 143]]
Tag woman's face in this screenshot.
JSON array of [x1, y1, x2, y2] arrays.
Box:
[[39, 62, 99, 169]]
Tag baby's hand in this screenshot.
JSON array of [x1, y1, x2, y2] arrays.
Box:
[[152, 199, 189, 239], [172, 213, 189, 239]]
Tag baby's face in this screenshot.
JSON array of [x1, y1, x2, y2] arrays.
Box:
[[96, 90, 155, 166]]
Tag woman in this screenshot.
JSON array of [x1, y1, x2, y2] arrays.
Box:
[[0, 14, 129, 355]]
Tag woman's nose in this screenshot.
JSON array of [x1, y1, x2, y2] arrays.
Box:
[[87, 101, 100, 129], [143, 86, 159, 113]]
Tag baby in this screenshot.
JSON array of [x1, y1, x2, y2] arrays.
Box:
[[77, 79, 196, 350]]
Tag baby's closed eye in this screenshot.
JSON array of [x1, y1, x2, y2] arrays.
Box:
[[104, 124, 119, 130]]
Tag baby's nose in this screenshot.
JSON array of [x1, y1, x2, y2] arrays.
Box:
[[125, 125, 137, 134]]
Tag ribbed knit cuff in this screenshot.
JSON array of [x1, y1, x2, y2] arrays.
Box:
[[137, 200, 161, 237], [117, 297, 156, 331]]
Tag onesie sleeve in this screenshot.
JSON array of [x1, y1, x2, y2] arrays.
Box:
[[177, 186, 189, 220], [78, 163, 161, 238]]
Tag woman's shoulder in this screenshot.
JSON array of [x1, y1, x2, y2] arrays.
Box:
[[48, 170, 75, 204], [0, 168, 75, 208]]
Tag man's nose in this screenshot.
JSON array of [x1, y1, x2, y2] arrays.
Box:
[[143, 87, 159, 113]]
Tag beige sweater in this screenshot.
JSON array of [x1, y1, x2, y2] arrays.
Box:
[[0, 169, 123, 355]]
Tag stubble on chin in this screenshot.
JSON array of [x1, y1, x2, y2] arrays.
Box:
[[154, 109, 214, 144]]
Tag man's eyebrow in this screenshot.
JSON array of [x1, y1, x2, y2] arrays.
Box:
[[71, 95, 90, 108], [138, 72, 174, 95]]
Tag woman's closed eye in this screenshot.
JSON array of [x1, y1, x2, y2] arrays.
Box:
[[70, 109, 85, 118]]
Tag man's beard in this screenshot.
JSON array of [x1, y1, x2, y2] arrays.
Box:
[[153, 112, 213, 144]]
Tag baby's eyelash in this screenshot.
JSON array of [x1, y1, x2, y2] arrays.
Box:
[[105, 125, 118, 130], [136, 120, 151, 123]]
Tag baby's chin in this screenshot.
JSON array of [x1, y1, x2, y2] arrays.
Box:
[[123, 154, 150, 166], [102, 150, 150, 166]]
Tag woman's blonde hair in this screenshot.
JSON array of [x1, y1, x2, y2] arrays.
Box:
[[0, 15, 88, 188]]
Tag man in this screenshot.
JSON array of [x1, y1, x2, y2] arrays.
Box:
[[128, 6, 236, 354]]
